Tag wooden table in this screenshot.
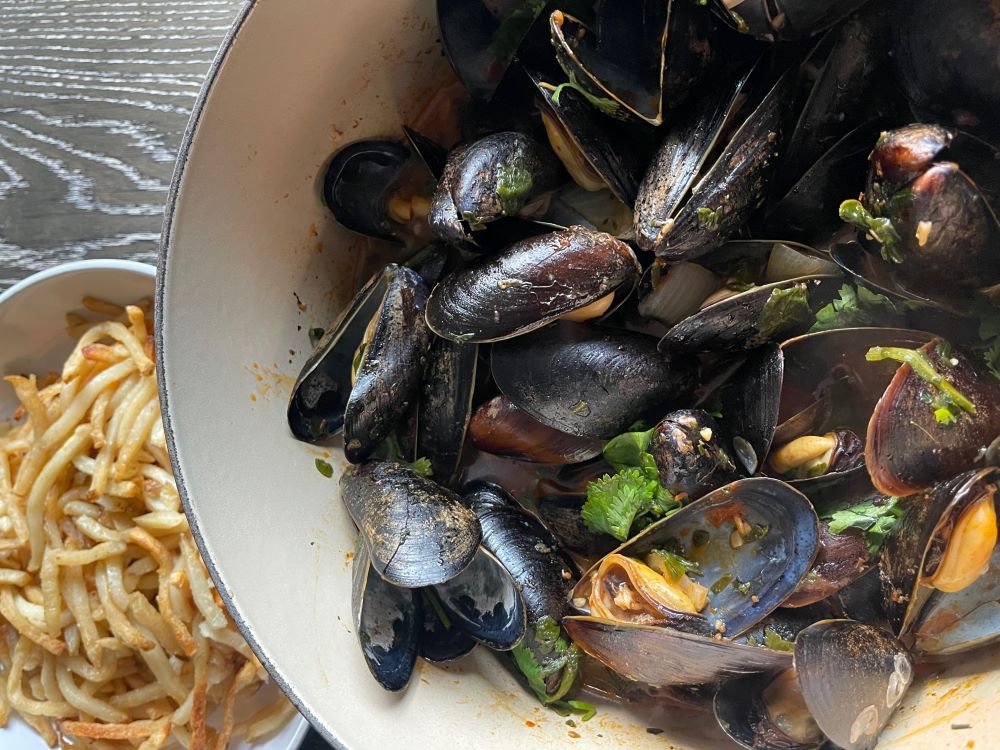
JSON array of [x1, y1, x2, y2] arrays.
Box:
[[0, 1, 329, 747]]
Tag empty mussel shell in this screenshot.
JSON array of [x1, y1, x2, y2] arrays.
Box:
[[469, 395, 602, 465], [563, 616, 792, 687], [573, 477, 819, 638], [352, 543, 422, 691], [419, 588, 477, 663], [425, 226, 640, 343], [866, 339, 1000, 497], [794, 619, 913, 750], [341, 461, 481, 588], [491, 321, 695, 439], [287, 264, 432, 462]]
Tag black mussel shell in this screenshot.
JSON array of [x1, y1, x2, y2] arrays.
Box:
[[288, 265, 431, 453], [419, 588, 477, 662], [718, 344, 784, 475], [714, 0, 872, 41], [794, 619, 913, 750], [649, 409, 739, 499], [341, 461, 481, 588], [469, 395, 602, 465], [866, 340, 1000, 497], [322, 139, 411, 241], [892, 0, 1000, 140], [428, 131, 562, 244], [657, 276, 841, 356], [881, 468, 1000, 647], [425, 226, 640, 343], [784, 520, 871, 608], [464, 480, 579, 627], [417, 338, 478, 487], [714, 670, 824, 750], [491, 321, 695, 439], [433, 547, 526, 651], [563, 616, 792, 687], [536, 494, 618, 559], [404, 126, 447, 179], [574, 478, 819, 638], [548, 2, 714, 126], [352, 543, 422, 691]]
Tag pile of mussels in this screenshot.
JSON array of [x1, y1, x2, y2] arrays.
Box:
[[288, 0, 1000, 747]]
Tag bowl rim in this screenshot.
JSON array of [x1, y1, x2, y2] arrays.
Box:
[[0, 259, 156, 307], [155, 2, 336, 747]]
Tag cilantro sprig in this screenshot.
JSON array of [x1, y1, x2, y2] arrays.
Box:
[[810, 284, 900, 332], [822, 496, 905, 556]]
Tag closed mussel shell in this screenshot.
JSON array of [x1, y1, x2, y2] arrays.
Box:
[[649, 409, 740, 499], [341, 461, 481, 588], [351, 543, 422, 691], [713, 670, 824, 750], [433, 546, 526, 651], [573, 478, 819, 639], [794, 619, 913, 750], [425, 226, 640, 343], [417, 337, 478, 486], [491, 321, 695, 439]]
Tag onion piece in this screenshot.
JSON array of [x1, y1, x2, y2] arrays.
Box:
[[764, 243, 840, 283], [638, 262, 720, 326]]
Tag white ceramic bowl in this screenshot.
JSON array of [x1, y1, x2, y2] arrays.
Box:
[[0, 260, 308, 750], [158, 2, 1000, 748]]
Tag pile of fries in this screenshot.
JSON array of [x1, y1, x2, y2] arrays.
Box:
[[0, 298, 295, 749]]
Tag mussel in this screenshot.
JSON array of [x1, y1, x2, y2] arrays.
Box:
[[648, 409, 739, 500], [711, 0, 872, 41], [491, 321, 696, 439], [428, 131, 562, 244], [287, 265, 432, 462], [425, 226, 640, 343], [865, 339, 1000, 496], [881, 468, 1000, 655], [352, 543, 422, 691], [419, 588, 477, 663], [341, 461, 481, 587]]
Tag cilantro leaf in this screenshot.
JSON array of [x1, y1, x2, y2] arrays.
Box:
[[582, 469, 658, 541], [763, 627, 794, 652], [757, 284, 813, 339], [314, 459, 334, 478], [810, 284, 900, 332], [823, 496, 905, 556], [602, 428, 654, 470], [511, 616, 593, 720], [405, 457, 434, 477]]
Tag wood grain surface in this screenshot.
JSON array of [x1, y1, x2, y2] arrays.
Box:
[[0, 0, 242, 291], [0, 1, 330, 747]]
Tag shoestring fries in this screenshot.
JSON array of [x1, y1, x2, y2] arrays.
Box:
[[0, 301, 296, 749]]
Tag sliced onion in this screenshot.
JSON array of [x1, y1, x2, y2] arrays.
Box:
[[638, 261, 721, 326], [764, 243, 840, 283], [553, 185, 633, 236]]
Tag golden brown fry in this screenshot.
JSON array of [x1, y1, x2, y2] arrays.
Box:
[[0, 589, 65, 655], [82, 297, 126, 318], [4, 375, 49, 436]]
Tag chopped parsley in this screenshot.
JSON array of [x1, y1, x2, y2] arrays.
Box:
[[839, 199, 903, 264], [810, 284, 900, 332], [314, 458, 334, 478], [551, 71, 621, 118], [763, 627, 794, 652], [649, 548, 702, 581], [757, 284, 812, 339], [582, 428, 678, 541], [512, 617, 594, 719], [822, 496, 905, 556], [496, 164, 534, 215], [696, 206, 722, 231]]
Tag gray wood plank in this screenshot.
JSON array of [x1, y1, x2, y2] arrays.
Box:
[[0, 0, 243, 289]]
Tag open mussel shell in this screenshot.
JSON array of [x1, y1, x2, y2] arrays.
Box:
[[469, 395, 602, 465], [425, 226, 640, 343], [784, 520, 871, 608], [713, 0, 872, 41], [341, 461, 482, 588], [491, 321, 695, 439], [563, 616, 792, 687], [288, 265, 431, 451], [719, 345, 783, 475], [829, 242, 951, 312], [427, 131, 563, 245], [714, 670, 824, 750], [575, 478, 819, 638], [866, 340, 1000, 497], [351, 543, 422, 691], [532, 72, 645, 206], [322, 139, 412, 242], [419, 588, 477, 662], [417, 338, 478, 486], [548, 2, 713, 126], [465, 481, 578, 622], [881, 468, 1000, 647], [657, 275, 841, 356], [433, 547, 526, 651], [794, 619, 913, 750], [649, 409, 739, 499]]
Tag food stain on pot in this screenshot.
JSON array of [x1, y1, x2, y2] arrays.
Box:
[[246, 361, 295, 401]]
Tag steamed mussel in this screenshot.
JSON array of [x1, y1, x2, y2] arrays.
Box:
[[287, 0, 1000, 740]]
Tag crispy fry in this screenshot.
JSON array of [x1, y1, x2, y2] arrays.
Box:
[[82, 297, 126, 318]]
